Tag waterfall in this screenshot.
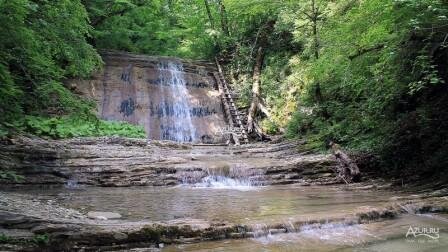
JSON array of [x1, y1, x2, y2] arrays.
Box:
[[157, 61, 196, 142], [179, 166, 263, 190], [193, 175, 254, 190]]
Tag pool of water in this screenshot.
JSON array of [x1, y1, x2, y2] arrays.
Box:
[[6, 185, 402, 223], [5, 183, 448, 251]]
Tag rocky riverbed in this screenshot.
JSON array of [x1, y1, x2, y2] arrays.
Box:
[[1, 137, 448, 251], [0, 137, 339, 187], [1, 185, 448, 251]]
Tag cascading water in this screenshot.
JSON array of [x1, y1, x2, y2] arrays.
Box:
[[180, 165, 262, 190], [64, 178, 82, 189], [156, 61, 196, 142], [253, 222, 370, 247], [193, 175, 254, 190]]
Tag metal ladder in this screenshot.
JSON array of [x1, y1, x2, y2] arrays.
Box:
[[214, 59, 249, 144]]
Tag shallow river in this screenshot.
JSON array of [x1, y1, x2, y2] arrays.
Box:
[[8, 184, 402, 223], [5, 184, 448, 251], [164, 214, 448, 251]]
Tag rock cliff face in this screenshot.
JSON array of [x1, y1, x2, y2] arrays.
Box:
[[0, 137, 339, 187], [68, 52, 227, 142]]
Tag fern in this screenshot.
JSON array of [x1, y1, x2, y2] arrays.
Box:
[[25, 115, 146, 139]]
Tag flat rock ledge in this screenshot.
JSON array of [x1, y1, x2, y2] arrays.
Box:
[[0, 137, 340, 187], [0, 192, 447, 251]]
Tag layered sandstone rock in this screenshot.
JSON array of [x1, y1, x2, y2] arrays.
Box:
[[0, 137, 339, 187], [68, 51, 227, 142]]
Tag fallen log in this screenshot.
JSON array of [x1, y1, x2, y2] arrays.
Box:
[[330, 142, 361, 183]]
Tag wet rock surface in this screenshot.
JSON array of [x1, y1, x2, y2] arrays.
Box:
[[0, 136, 340, 187], [1, 189, 447, 251], [69, 51, 228, 141], [2, 136, 447, 251]]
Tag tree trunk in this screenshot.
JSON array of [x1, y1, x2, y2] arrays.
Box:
[[246, 20, 275, 134], [309, 0, 327, 118], [311, 0, 319, 59], [312, 22, 319, 59], [203, 0, 215, 30], [218, 0, 230, 36], [247, 46, 264, 133]]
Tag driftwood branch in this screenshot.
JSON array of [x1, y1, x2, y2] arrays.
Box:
[[330, 142, 361, 183], [253, 120, 271, 141]]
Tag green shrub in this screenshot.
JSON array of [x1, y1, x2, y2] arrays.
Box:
[[31, 234, 49, 246], [260, 119, 279, 135], [0, 234, 11, 244], [0, 170, 24, 182], [0, 233, 49, 246], [25, 115, 146, 139]]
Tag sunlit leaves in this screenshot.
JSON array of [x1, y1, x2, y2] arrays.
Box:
[[0, 0, 101, 134], [25, 115, 146, 139], [87, 0, 215, 59]]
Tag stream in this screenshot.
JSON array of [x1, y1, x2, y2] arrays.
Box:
[[5, 183, 448, 251], [164, 214, 448, 252], [6, 185, 400, 223]]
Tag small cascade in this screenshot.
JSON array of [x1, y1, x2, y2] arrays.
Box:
[[253, 221, 369, 246], [65, 178, 82, 189], [193, 175, 254, 190], [252, 223, 271, 238], [156, 61, 196, 142], [397, 202, 421, 214], [297, 222, 368, 244], [180, 165, 263, 190], [285, 220, 297, 233]]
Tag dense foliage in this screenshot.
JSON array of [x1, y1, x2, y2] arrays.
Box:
[[1, 0, 447, 180], [285, 0, 448, 179], [83, 0, 216, 58], [0, 0, 145, 138], [221, 0, 448, 180]]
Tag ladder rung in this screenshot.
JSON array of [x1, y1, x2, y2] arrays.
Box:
[[214, 68, 248, 144]]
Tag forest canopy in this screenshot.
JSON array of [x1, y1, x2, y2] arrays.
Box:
[[1, 0, 447, 180]]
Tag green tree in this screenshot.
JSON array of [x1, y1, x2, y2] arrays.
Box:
[[0, 0, 101, 128], [0, 0, 144, 138], [85, 0, 215, 59]]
